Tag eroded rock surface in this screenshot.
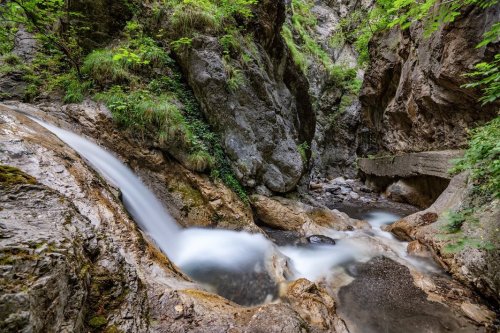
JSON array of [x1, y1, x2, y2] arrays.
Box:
[[3, 101, 259, 233], [388, 173, 500, 306], [361, 5, 499, 153], [0, 106, 348, 332], [337, 256, 488, 333]]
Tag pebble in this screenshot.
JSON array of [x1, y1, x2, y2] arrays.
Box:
[[349, 192, 360, 200]]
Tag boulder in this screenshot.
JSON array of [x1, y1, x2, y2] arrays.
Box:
[[307, 235, 336, 245], [175, 0, 314, 193], [251, 194, 369, 234]]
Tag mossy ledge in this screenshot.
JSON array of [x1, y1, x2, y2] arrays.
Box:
[[0, 165, 37, 186]]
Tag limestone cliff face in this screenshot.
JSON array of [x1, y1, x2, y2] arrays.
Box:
[[360, 4, 499, 154], [175, 0, 314, 194]]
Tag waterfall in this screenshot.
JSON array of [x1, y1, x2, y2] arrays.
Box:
[[31, 117, 273, 270]]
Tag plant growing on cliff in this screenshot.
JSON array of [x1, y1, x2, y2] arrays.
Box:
[[169, 0, 258, 38], [283, 0, 361, 95], [451, 117, 500, 198], [297, 141, 310, 165], [0, 0, 85, 75]]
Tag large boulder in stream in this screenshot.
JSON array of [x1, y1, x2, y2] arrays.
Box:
[[251, 194, 370, 235], [0, 106, 348, 332]]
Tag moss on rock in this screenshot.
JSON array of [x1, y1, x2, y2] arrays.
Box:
[[0, 165, 36, 186]]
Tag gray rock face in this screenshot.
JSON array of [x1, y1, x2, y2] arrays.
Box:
[[175, 0, 314, 193], [358, 150, 464, 179], [301, 0, 372, 179], [360, 4, 499, 153], [0, 27, 37, 100]]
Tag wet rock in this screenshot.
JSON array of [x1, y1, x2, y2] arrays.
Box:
[[338, 256, 486, 333], [307, 235, 336, 245], [4, 102, 260, 234], [0, 106, 345, 332], [283, 279, 348, 332], [387, 172, 500, 305], [460, 302, 496, 324], [310, 182, 324, 191], [348, 192, 360, 200], [407, 240, 431, 258], [251, 194, 366, 234], [340, 186, 351, 195]]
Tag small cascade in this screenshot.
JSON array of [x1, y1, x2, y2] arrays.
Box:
[[33, 118, 443, 307]]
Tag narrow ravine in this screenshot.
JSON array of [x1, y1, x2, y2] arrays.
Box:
[[35, 117, 489, 332]]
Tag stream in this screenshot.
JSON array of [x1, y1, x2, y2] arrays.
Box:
[[34, 118, 485, 333]]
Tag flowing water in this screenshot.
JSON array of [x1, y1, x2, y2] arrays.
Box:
[[34, 119, 446, 305]]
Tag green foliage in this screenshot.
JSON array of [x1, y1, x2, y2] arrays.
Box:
[[443, 209, 473, 233], [297, 141, 310, 164], [163, 70, 249, 202], [82, 50, 134, 87], [330, 1, 395, 66], [170, 37, 193, 52], [0, 0, 85, 74], [88, 316, 107, 328], [96, 86, 193, 144], [462, 26, 500, 105], [439, 208, 494, 253], [282, 25, 308, 72], [169, 0, 258, 38], [443, 236, 494, 253], [283, 0, 361, 94], [451, 117, 500, 198], [225, 63, 245, 92], [463, 55, 500, 105]]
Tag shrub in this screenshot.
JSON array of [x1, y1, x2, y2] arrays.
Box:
[[82, 50, 133, 87], [297, 141, 310, 164], [95, 87, 192, 145], [186, 150, 215, 171], [226, 66, 245, 92], [451, 116, 500, 198], [1, 53, 21, 65], [170, 1, 221, 37]]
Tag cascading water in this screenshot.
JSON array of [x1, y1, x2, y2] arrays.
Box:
[[31, 119, 273, 266], [32, 117, 443, 306]]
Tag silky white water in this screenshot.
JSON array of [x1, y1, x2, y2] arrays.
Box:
[[32, 118, 273, 270], [34, 118, 440, 300]]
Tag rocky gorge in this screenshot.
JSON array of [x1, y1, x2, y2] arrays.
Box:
[[0, 0, 499, 332]]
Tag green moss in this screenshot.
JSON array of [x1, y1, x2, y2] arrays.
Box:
[[88, 316, 107, 328], [297, 141, 310, 165], [170, 180, 205, 207], [104, 325, 123, 333], [0, 165, 36, 186], [0, 248, 40, 266]]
